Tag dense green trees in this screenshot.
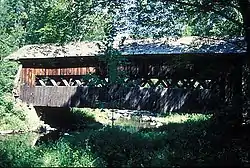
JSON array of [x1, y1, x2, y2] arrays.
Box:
[[0, 0, 246, 56], [0, 0, 108, 56]]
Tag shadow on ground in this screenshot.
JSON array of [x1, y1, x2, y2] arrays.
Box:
[[35, 106, 103, 131], [60, 116, 250, 167], [4, 107, 250, 167]]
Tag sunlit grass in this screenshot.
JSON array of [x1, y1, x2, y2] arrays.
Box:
[[160, 113, 212, 124], [72, 108, 212, 128], [0, 108, 246, 167]]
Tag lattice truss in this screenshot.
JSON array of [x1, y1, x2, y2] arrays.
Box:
[[125, 78, 215, 89], [35, 75, 216, 90]]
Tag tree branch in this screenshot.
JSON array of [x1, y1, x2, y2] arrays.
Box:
[[163, 0, 243, 28]]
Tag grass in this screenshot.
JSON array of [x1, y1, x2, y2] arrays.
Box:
[[0, 133, 104, 167], [1, 108, 249, 167], [71, 108, 212, 129]]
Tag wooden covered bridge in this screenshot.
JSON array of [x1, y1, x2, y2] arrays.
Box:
[[6, 36, 247, 114]]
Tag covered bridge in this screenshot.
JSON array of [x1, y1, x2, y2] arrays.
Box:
[[6, 36, 247, 113]]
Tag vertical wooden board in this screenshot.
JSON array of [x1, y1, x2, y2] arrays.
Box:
[[47, 69, 52, 76], [37, 68, 41, 75], [27, 68, 32, 86], [73, 68, 78, 75], [66, 68, 70, 75], [34, 86, 39, 105], [57, 68, 60, 76], [47, 87, 52, 106], [63, 68, 67, 75], [42, 87, 47, 106], [23, 68, 28, 85], [65, 68, 69, 75], [50, 69, 54, 76], [41, 68, 45, 75], [57, 68, 60, 75], [81, 67, 86, 75], [76, 67, 80, 75], [49, 69, 53, 76], [38, 87, 44, 106], [19, 86, 25, 101], [32, 68, 36, 86], [51, 69, 55, 76], [51, 68, 55, 76], [64, 68, 67, 75], [53, 68, 59, 75], [71, 68, 75, 75], [23, 86, 28, 103], [32, 68, 37, 86], [45, 69, 48, 76], [64, 87, 69, 106], [36, 68, 41, 76], [25, 68, 30, 85], [21, 68, 25, 84], [60, 68, 64, 75], [33, 86, 38, 105], [69, 68, 73, 75], [39, 68, 44, 76]]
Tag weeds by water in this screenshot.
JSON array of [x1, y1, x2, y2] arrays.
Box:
[[0, 109, 248, 167]]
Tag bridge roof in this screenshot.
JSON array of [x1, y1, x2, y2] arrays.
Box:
[[6, 36, 246, 61]]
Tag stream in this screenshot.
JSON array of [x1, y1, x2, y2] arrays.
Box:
[[0, 109, 166, 147]]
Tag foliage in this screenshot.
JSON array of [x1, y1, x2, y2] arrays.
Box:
[[1, 112, 247, 167], [24, 0, 107, 44], [0, 61, 42, 131], [93, 0, 244, 38], [0, 133, 104, 167], [0, 133, 42, 167], [0, 61, 18, 95]]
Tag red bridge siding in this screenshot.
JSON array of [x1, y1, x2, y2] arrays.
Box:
[[21, 67, 96, 86]]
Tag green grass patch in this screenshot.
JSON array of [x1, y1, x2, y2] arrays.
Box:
[[0, 108, 247, 167]]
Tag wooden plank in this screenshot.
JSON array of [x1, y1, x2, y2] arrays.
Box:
[[39, 68, 46, 76], [62, 79, 70, 86], [81, 67, 86, 75], [25, 68, 29, 85], [31, 68, 36, 86], [76, 67, 80, 75], [50, 79, 57, 86], [27, 68, 32, 86], [38, 80, 46, 86], [20, 68, 25, 84]]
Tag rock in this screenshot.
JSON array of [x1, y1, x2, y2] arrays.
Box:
[[37, 124, 56, 133], [149, 122, 157, 126], [156, 122, 163, 128], [108, 112, 122, 120], [0, 130, 14, 135], [141, 115, 152, 122]]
